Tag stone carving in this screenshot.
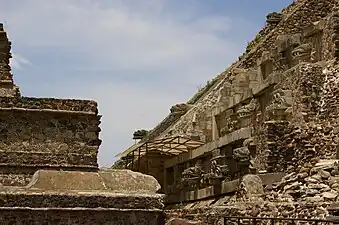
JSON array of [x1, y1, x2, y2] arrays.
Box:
[[210, 160, 221, 176], [272, 89, 288, 106], [233, 146, 251, 178], [273, 51, 289, 72], [170, 103, 192, 115], [233, 147, 250, 163], [292, 43, 312, 61], [133, 129, 149, 140], [266, 12, 283, 25], [237, 98, 260, 118], [181, 160, 204, 190], [210, 149, 231, 181], [232, 138, 258, 178], [266, 89, 292, 120], [243, 138, 257, 174], [201, 162, 231, 187], [220, 115, 238, 136], [267, 89, 291, 110]]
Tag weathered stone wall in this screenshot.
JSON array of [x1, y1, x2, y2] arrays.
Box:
[[165, 202, 332, 224], [239, 0, 337, 69], [0, 170, 165, 225], [254, 61, 339, 173], [0, 97, 98, 113], [0, 109, 101, 186], [128, 152, 173, 193], [0, 25, 102, 186], [0, 24, 20, 97], [151, 0, 338, 145], [120, 2, 339, 221], [165, 161, 339, 222], [0, 209, 163, 225], [253, 62, 325, 172], [0, 191, 163, 209], [162, 9, 339, 174]]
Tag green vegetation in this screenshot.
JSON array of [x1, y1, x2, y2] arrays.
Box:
[[187, 78, 219, 104], [246, 33, 263, 53]]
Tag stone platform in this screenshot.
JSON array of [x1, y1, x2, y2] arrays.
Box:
[[0, 169, 164, 225]]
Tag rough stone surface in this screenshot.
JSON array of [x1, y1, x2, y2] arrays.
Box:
[[27, 169, 161, 193], [236, 175, 264, 201], [136, 0, 338, 144], [0, 169, 165, 224], [0, 109, 101, 186], [165, 201, 333, 224], [116, 0, 339, 223], [0, 209, 163, 225]]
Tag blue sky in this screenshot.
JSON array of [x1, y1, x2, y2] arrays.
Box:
[[1, 0, 292, 167]]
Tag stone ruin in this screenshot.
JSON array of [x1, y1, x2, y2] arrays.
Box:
[[114, 0, 339, 224], [0, 24, 164, 224]]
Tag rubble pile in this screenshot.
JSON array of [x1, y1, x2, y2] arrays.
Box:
[[318, 62, 339, 119], [272, 123, 338, 173], [265, 121, 294, 173], [269, 160, 339, 203]]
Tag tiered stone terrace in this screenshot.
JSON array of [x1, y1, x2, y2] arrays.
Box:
[[0, 24, 164, 225]]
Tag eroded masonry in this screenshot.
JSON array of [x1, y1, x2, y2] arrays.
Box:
[[116, 0, 339, 223], [0, 24, 164, 225]]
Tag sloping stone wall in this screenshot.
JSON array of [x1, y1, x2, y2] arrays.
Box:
[[150, 0, 338, 145]]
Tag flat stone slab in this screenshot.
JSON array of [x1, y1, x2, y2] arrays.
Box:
[[99, 169, 161, 193], [26, 169, 161, 193]]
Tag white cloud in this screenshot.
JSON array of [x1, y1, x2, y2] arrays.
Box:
[[10, 53, 31, 70], [0, 0, 255, 167]]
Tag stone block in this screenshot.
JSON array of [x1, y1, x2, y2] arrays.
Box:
[[27, 170, 104, 191], [27, 169, 161, 193], [99, 169, 161, 193], [241, 174, 264, 196], [217, 127, 252, 148], [252, 72, 282, 96], [258, 172, 285, 186], [221, 179, 240, 194], [197, 186, 214, 199]]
